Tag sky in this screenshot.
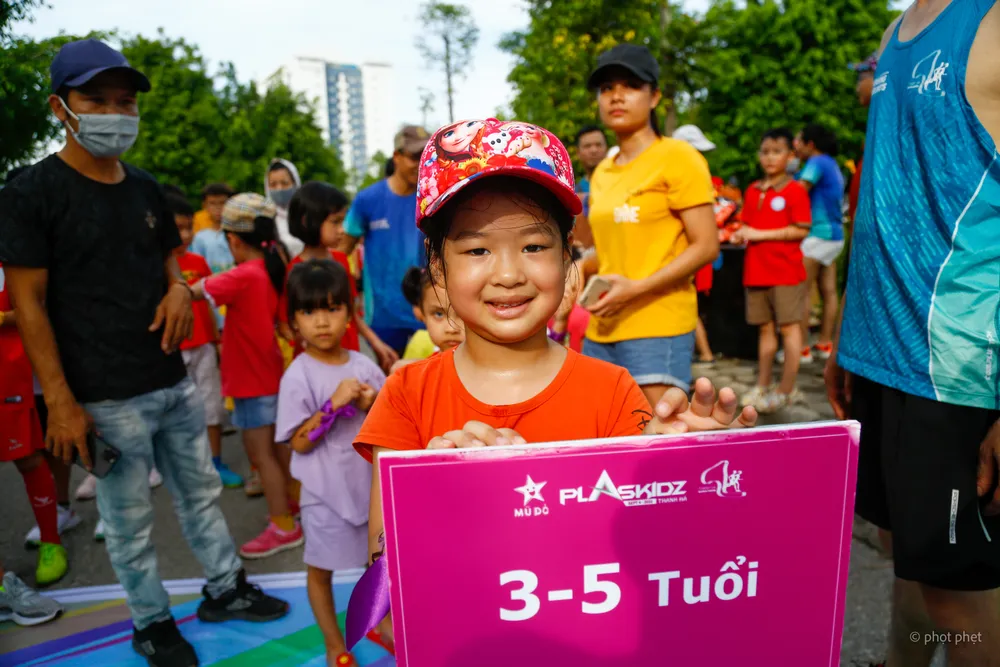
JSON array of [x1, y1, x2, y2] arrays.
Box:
[[15, 0, 713, 141]]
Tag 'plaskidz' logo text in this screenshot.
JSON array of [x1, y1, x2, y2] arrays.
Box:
[[559, 469, 687, 507]]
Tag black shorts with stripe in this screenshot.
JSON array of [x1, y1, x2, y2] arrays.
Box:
[[851, 375, 1000, 591]]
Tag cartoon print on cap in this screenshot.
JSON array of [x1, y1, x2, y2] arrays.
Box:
[[417, 117, 578, 228]]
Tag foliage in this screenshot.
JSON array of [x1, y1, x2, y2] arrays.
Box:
[[358, 151, 391, 191], [502, 0, 896, 185], [0, 0, 45, 39], [118, 32, 345, 200], [0, 2, 85, 177], [694, 0, 897, 185], [416, 2, 479, 123]]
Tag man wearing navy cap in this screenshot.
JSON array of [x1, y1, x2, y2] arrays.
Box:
[[0, 40, 288, 667]]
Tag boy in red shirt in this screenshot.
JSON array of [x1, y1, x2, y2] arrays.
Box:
[[732, 128, 812, 413], [168, 194, 244, 489], [0, 262, 68, 586]]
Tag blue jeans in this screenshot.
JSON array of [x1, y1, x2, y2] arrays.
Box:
[[583, 333, 695, 392], [86, 378, 241, 630]]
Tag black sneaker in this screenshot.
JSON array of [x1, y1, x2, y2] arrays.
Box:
[[131, 617, 198, 667], [196, 569, 289, 623]]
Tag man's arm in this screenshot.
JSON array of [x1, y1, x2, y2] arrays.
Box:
[[5, 267, 92, 467], [339, 234, 361, 256], [150, 254, 194, 353]]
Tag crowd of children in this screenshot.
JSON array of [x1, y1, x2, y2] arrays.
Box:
[[3, 117, 759, 666]]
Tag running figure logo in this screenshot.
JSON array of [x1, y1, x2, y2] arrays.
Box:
[[908, 50, 949, 97], [699, 460, 747, 498]]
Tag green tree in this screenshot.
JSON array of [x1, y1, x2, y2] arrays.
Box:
[[694, 0, 896, 185], [120, 31, 225, 198], [117, 31, 344, 198], [358, 150, 391, 191], [0, 1, 89, 177], [219, 78, 347, 194], [416, 2, 479, 123], [501, 0, 709, 163]]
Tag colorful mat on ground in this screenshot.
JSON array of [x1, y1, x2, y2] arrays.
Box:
[[0, 571, 394, 667]]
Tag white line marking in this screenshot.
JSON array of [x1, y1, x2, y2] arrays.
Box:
[[547, 589, 574, 601]]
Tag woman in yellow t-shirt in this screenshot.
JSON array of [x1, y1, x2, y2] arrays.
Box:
[[582, 44, 720, 407]]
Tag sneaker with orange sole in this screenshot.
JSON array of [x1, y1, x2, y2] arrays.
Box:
[[812, 342, 834, 360], [239, 522, 304, 559]]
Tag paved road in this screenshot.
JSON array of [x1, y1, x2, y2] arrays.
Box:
[[0, 358, 946, 665]]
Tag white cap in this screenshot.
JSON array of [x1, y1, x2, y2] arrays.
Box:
[[672, 124, 716, 152]]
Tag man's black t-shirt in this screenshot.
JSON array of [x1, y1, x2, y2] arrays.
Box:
[[0, 155, 187, 403]]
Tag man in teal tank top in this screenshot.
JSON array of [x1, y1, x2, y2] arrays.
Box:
[[826, 1, 1000, 664]]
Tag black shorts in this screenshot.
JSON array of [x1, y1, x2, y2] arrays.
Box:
[[852, 375, 1000, 591]]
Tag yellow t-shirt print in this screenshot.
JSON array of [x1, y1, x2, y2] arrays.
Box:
[[586, 137, 715, 343]]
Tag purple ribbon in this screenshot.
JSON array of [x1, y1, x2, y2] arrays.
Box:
[[308, 401, 358, 443], [346, 555, 390, 649]]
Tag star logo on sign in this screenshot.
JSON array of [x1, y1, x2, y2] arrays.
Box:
[[515, 475, 546, 506]]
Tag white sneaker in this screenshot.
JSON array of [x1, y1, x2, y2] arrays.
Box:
[[94, 518, 106, 542], [148, 468, 163, 489], [741, 385, 768, 407], [24, 505, 82, 548], [75, 474, 98, 501]]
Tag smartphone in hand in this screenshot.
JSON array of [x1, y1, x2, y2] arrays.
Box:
[[72, 432, 122, 479], [578, 275, 612, 308]]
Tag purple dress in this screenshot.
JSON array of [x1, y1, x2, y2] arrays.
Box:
[[276, 351, 386, 571]]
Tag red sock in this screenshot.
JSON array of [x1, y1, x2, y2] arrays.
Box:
[[21, 460, 60, 545]]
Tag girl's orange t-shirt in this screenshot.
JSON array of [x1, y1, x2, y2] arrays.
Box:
[[354, 348, 651, 462]]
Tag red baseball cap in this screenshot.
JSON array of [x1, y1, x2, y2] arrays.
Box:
[[416, 118, 582, 231]]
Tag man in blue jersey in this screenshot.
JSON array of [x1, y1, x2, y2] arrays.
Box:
[[341, 125, 431, 356], [794, 124, 845, 364], [826, 2, 1000, 665]]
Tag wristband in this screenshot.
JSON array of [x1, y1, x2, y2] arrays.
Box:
[[308, 400, 359, 443], [171, 280, 194, 297], [547, 327, 567, 344]]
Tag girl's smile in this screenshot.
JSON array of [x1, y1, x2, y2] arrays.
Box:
[[441, 192, 567, 345]]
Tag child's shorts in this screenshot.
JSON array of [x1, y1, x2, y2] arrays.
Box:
[[801, 236, 845, 267], [182, 344, 226, 427], [300, 487, 368, 572], [0, 404, 45, 462], [231, 394, 278, 430], [745, 284, 806, 326]]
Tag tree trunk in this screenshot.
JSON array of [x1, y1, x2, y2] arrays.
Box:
[[659, 1, 675, 136], [444, 35, 455, 124]]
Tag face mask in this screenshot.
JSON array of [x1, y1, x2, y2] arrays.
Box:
[[270, 188, 296, 208], [60, 98, 139, 158]]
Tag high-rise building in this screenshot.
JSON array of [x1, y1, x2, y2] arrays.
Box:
[[276, 57, 395, 175]]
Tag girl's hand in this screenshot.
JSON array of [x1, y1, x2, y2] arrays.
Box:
[[357, 382, 377, 412], [586, 274, 638, 319], [427, 421, 527, 449], [371, 338, 400, 373], [738, 226, 763, 242], [644, 377, 757, 435], [331, 378, 363, 410]]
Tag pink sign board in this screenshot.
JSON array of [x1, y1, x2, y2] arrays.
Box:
[[379, 421, 860, 667]]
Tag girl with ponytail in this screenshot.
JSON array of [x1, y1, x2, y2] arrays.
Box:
[[192, 193, 305, 559]]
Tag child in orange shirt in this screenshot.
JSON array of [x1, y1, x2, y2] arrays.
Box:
[[353, 120, 758, 620]]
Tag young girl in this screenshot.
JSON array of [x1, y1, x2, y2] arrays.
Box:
[[280, 181, 398, 371], [192, 193, 303, 559], [276, 259, 385, 667], [352, 119, 758, 641], [392, 266, 464, 370]]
